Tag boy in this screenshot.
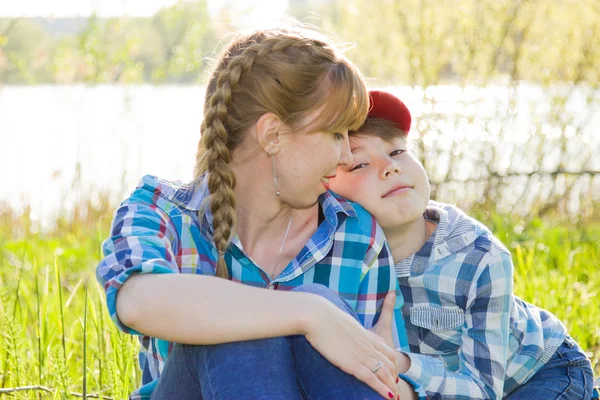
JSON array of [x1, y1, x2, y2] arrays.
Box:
[[330, 91, 594, 399]]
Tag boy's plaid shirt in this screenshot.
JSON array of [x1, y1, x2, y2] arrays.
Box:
[[96, 175, 413, 399], [396, 201, 568, 399]]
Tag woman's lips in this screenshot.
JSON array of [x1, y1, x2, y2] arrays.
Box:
[[321, 176, 335, 190], [382, 184, 412, 198]]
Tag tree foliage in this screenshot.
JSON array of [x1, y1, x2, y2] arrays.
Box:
[[0, 0, 217, 84], [1, 0, 599, 85]]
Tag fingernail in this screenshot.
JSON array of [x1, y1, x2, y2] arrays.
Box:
[[388, 391, 394, 399], [397, 396, 400, 400], [396, 376, 399, 383]]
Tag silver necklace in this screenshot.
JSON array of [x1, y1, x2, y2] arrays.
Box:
[[270, 213, 293, 279]]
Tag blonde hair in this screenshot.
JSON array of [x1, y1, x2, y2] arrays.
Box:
[[193, 28, 368, 279]]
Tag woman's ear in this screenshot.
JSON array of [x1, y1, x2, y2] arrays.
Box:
[[256, 112, 282, 155]]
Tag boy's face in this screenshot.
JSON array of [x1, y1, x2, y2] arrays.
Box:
[[330, 133, 430, 229]]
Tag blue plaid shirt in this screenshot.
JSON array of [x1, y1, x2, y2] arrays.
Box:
[[96, 175, 412, 399], [396, 201, 567, 399]]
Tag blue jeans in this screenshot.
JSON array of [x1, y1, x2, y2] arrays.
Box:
[[150, 284, 383, 400], [506, 335, 594, 399]]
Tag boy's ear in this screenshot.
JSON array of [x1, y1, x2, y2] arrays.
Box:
[[256, 112, 282, 155]]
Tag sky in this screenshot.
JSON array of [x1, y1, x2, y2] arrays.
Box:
[[0, 0, 290, 22]]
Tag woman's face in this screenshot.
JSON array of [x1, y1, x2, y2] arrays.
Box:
[[276, 126, 353, 209], [329, 134, 430, 228]]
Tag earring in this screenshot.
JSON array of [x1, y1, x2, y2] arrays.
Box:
[[269, 150, 280, 196]]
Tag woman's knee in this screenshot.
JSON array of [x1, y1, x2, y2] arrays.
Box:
[[183, 336, 289, 358], [291, 283, 332, 296]]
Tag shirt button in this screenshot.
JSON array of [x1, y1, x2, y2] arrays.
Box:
[[266, 283, 275, 290]]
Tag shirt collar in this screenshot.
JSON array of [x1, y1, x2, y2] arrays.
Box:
[[394, 203, 440, 276], [163, 178, 208, 212], [320, 189, 357, 221]]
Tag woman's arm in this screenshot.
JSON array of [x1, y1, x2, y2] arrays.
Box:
[[118, 265, 401, 399], [117, 272, 324, 343], [99, 190, 325, 342]]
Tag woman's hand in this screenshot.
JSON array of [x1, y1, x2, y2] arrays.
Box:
[[302, 296, 399, 399]]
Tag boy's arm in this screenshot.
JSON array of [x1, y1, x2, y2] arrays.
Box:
[[398, 250, 513, 400], [355, 232, 408, 349], [357, 236, 427, 399]]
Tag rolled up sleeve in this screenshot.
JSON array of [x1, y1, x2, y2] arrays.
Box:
[[96, 194, 180, 334]]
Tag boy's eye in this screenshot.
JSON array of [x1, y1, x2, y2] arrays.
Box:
[[350, 163, 369, 171], [390, 149, 406, 157], [333, 132, 345, 140]]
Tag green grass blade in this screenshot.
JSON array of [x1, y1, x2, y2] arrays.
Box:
[[83, 282, 88, 400], [54, 257, 66, 361], [34, 259, 43, 385]]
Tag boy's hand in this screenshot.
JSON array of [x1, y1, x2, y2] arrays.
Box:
[[370, 291, 412, 375], [370, 291, 397, 349]]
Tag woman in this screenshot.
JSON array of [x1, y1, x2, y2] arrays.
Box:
[[96, 28, 417, 400]]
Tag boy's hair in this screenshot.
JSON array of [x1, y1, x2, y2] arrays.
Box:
[[350, 90, 411, 144], [351, 117, 408, 143]]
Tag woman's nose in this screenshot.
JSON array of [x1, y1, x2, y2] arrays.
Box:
[[338, 134, 353, 167]]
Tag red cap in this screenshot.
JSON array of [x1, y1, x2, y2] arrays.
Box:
[[368, 90, 411, 134]]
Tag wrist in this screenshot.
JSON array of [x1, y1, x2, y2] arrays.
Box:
[[295, 292, 331, 336]]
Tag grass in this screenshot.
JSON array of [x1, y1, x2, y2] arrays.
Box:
[[0, 203, 140, 399], [0, 201, 598, 398]]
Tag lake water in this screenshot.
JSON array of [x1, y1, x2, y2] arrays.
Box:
[[1, 84, 598, 227]]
